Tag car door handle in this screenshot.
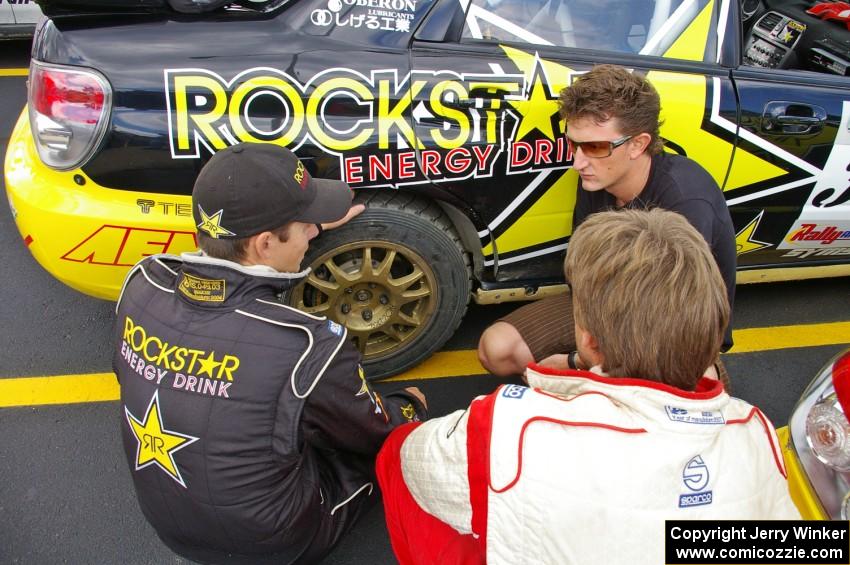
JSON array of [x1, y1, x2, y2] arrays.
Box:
[[762, 101, 826, 135], [775, 115, 822, 125]]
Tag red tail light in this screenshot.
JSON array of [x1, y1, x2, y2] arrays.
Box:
[[805, 351, 850, 472], [789, 348, 850, 519], [28, 61, 112, 171], [831, 351, 850, 420], [32, 68, 106, 125]]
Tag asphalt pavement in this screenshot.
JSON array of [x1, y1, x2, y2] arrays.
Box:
[[2, 37, 850, 565]]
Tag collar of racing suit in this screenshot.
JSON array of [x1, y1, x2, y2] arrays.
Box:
[[524, 363, 730, 431], [173, 251, 311, 307]]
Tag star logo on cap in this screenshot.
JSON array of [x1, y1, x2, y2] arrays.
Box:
[[197, 205, 235, 239]]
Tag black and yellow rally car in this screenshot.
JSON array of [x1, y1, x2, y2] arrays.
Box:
[[5, 0, 850, 378]]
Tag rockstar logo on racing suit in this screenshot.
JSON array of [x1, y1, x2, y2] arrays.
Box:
[[125, 390, 199, 488], [196, 205, 235, 239]]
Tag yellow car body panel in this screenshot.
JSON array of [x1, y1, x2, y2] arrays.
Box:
[[5, 110, 197, 300], [777, 425, 828, 520]]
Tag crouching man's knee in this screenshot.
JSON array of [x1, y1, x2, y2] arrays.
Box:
[[477, 322, 534, 377]]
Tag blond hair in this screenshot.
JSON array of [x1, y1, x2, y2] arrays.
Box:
[[565, 209, 729, 389], [559, 64, 664, 155]]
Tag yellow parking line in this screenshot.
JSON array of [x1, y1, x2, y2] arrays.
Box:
[[0, 373, 118, 408], [383, 321, 850, 381], [384, 350, 486, 382], [1, 321, 848, 408], [730, 321, 850, 354], [0, 68, 28, 77]]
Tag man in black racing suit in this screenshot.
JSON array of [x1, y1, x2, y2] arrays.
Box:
[[112, 142, 427, 564]]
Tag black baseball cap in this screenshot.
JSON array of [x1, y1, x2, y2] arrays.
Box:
[[192, 143, 353, 239]]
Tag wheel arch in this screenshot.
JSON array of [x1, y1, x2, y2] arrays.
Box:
[[352, 187, 487, 284]]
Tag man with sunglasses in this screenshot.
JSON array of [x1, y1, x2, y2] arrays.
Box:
[[478, 64, 736, 383]]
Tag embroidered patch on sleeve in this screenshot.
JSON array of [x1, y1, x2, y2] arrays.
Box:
[[327, 320, 344, 336], [501, 384, 528, 399], [400, 403, 418, 422]]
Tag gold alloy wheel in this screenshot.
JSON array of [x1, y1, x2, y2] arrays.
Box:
[[291, 240, 439, 361]]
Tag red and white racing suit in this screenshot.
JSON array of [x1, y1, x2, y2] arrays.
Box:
[[376, 364, 800, 565]]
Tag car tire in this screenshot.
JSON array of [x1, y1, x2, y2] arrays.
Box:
[[288, 190, 472, 381]]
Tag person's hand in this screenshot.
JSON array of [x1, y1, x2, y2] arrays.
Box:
[[538, 353, 570, 371], [321, 203, 365, 231], [405, 386, 427, 410], [539, 351, 587, 370]]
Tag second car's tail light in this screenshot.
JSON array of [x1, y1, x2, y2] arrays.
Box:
[[28, 61, 112, 171], [806, 393, 850, 471], [789, 349, 850, 518]]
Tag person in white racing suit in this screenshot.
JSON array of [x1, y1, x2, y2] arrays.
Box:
[[375, 208, 799, 565]]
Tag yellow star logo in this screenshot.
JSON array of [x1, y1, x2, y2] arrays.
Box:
[[196, 351, 221, 378], [508, 70, 560, 142], [401, 403, 416, 421], [197, 206, 235, 239], [125, 391, 199, 488], [735, 211, 772, 256]]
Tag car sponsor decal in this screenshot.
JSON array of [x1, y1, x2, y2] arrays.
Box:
[[136, 199, 192, 216], [735, 211, 772, 256], [164, 62, 566, 176], [61, 226, 197, 267], [779, 100, 850, 250], [781, 246, 850, 259], [125, 390, 199, 488], [162, 44, 813, 266], [310, 0, 417, 33]]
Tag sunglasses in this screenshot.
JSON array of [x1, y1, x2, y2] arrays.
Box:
[[566, 134, 633, 159]]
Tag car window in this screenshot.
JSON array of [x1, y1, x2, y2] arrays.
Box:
[[461, 0, 714, 61], [741, 0, 850, 77]]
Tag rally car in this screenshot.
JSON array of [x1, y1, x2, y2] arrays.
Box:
[[5, 0, 850, 378], [782, 347, 850, 520], [0, 0, 40, 38]]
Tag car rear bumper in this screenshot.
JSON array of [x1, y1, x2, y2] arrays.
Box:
[[777, 425, 827, 520], [4, 109, 197, 300]]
